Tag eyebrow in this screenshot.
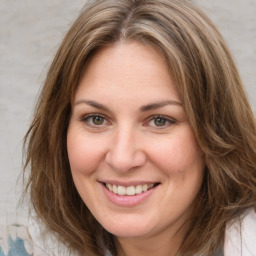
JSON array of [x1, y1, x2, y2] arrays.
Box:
[[74, 99, 183, 112], [74, 99, 110, 111], [140, 100, 183, 112]]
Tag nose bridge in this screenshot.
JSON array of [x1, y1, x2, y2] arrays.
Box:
[[106, 123, 145, 172]]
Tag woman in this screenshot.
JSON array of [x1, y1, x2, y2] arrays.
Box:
[[22, 0, 256, 255]]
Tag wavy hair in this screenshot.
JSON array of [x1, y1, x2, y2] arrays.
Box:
[[23, 0, 256, 255]]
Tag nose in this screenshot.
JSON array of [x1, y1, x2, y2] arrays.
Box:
[[105, 126, 146, 172]]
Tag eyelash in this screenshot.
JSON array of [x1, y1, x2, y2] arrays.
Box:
[[145, 115, 176, 128], [80, 113, 176, 129], [80, 113, 109, 128]]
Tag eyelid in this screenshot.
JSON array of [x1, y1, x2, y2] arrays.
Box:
[[145, 115, 176, 127], [79, 113, 176, 129], [80, 112, 105, 120], [80, 113, 110, 127]]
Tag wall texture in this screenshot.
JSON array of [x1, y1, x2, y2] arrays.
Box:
[[0, 0, 255, 226]]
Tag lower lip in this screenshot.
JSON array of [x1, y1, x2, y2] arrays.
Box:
[[101, 183, 158, 207]]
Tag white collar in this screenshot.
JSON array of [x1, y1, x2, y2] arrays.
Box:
[[224, 208, 256, 256]]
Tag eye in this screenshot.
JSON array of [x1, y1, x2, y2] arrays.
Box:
[[91, 116, 105, 125], [153, 117, 168, 127], [81, 114, 108, 127], [147, 115, 175, 128]]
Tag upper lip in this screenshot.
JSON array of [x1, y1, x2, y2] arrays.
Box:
[[99, 180, 160, 186]]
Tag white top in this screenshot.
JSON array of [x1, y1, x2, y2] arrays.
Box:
[[224, 208, 256, 256], [1, 208, 255, 255]]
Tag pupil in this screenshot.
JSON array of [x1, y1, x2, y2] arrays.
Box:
[[154, 118, 166, 126], [93, 116, 104, 125]]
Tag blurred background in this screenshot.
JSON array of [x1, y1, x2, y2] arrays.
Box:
[[0, 0, 255, 227]]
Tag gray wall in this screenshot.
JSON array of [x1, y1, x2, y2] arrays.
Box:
[[0, 0, 255, 225]]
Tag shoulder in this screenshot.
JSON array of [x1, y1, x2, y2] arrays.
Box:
[[224, 208, 256, 256], [0, 224, 41, 256], [0, 221, 78, 256]]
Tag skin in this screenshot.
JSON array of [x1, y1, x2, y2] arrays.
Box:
[[67, 41, 205, 256]]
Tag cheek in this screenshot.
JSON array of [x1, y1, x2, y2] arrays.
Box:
[[148, 128, 203, 174], [67, 130, 104, 175]]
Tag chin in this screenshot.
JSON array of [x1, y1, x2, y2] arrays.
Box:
[[100, 217, 153, 238], [107, 227, 151, 238]]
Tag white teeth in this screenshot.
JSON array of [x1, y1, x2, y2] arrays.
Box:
[[117, 186, 126, 195], [106, 184, 113, 192], [135, 185, 142, 194], [127, 186, 135, 196], [106, 183, 156, 196], [142, 184, 148, 192], [113, 184, 118, 194]]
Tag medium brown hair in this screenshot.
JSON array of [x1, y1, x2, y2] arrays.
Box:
[[23, 0, 256, 255]]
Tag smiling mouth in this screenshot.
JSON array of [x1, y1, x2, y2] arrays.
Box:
[[104, 183, 159, 196]]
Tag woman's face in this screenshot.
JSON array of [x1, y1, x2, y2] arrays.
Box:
[[67, 41, 204, 241]]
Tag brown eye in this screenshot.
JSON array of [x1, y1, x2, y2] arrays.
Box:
[[81, 114, 107, 127], [154, 117, 167, 127], [146, 115, 175, 128], [92, 116, 105, 125]]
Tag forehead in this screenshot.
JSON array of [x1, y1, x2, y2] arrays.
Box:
[[75, 41, 180, 103]]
